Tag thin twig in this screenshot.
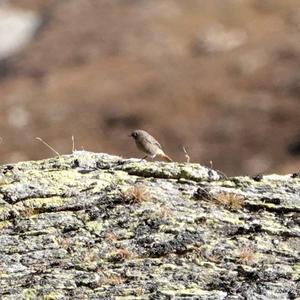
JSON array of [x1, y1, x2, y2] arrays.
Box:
[[36, 137, 60, 157], [72, 135, 75, 153], [183, 146, 190, 163]]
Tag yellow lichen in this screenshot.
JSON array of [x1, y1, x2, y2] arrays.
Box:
[[22, 289, 37, 300], [86, 220, 103, 235]]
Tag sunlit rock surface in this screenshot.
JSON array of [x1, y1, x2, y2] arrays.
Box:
[[0, 152, 299, 299]]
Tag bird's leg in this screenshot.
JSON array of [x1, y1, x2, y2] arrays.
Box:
[[139, 155, 148, 162]]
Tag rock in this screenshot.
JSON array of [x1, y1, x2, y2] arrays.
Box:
[[0, 151, 299, 298], [0, 4, 40, 59]]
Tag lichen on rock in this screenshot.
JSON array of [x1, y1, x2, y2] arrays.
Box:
[[0, 151, 299, 299]]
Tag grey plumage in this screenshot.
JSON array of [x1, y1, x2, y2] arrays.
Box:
[[130, 130, 172, 162]]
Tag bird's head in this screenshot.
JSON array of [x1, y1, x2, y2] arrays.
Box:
[[129, 130, 139, 139]]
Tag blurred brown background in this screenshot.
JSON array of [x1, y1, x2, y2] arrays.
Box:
[[0, 0, 299, 175]]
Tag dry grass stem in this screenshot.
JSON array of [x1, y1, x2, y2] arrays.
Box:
[[83, 248, 99, 263], [183, 146, 190, 163], [19, 206, 41, 217], [72, 135, 75, 152], [238, 247, 256, 265], [110, 248, 133, 262], [36, 137, 60, 157], [103, 274, 125, 285], [158, 205, 173, 218], [106, 232, 119, 242], [122, 185, 151, 203], [214, 192, 244, 210]]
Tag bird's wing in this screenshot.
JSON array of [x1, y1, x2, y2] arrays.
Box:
[[145, 134, 162, 149]]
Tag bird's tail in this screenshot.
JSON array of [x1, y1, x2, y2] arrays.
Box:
[[160, 152, 173, 162]]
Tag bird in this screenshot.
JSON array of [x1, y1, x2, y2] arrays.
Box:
[[129, 129, 173, 162]]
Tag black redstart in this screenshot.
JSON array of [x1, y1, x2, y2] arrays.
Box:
[[129, 130, 173, 162]]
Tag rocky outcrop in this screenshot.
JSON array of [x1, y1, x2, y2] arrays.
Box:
[[0, 152, 299, 299]]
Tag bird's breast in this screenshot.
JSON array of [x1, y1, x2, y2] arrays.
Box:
[[135, 139, 158, 155]]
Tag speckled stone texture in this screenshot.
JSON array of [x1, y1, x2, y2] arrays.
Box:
[[0, 151, 299, 299]]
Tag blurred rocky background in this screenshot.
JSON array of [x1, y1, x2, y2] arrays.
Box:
[[0, 0, 299, 175]]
